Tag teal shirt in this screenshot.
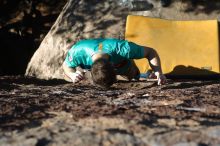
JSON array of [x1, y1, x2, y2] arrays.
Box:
[[64, 38, 145, 74]]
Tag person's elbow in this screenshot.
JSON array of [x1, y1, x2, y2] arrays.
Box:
[[143, 46, 157, 59]]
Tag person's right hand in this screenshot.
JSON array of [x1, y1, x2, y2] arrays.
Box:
[[69, 70, 84, 83], [154, 72, 166, 85]]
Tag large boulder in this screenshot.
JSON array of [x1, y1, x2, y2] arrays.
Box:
[[25, 0, 220, 79], [25, 0, 129, 79]]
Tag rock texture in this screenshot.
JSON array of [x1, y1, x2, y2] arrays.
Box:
[[25, 0, 128, 79], [0, 76, 220, 145], [25, 0, 220, 79]]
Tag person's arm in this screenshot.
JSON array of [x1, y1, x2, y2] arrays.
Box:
[[143, 46, 166, 85], [62, 62, 84, 83]]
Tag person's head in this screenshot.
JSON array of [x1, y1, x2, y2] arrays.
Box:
[[91, 58, 116, 89]]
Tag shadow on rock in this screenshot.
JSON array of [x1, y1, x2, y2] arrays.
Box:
[[0, 76, 68, 86], [162, 80, 220, 90]]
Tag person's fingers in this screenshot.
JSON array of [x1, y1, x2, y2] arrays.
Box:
[[76, 71, 85, 79], [160, 77, 166, 85], [157, 74, 166, 85], [75, 76, 82, 82], [69, 72, 84, 83], [76, 70, 83, 76], [77, 74, 83, 80], [74, 77, 82, 83], [158, 78, 161, 85]]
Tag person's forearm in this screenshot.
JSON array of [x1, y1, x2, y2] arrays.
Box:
[[63, 62, 84, 83], [143, 46, 166, 85], [146, 48, 163, 74], [62, 62, 76, 78]]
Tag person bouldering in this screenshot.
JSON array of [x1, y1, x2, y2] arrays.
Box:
[[63, 38, 166, 88]]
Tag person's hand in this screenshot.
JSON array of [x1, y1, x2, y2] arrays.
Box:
[[69, 70, 84, 83], [154, 72, 166, 85]]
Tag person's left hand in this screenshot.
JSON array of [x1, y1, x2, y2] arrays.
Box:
[[154, 72, 166, 85], [69, 70, 84, 83]]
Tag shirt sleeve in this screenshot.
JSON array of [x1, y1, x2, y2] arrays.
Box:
[[64, 51, 77, 68], [117, 40, 145, 59]]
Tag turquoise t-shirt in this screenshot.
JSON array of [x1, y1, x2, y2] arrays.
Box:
[[64, 38, 145, 74]]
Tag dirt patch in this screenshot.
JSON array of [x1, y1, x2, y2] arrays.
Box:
[[0, 76, 220, 145]]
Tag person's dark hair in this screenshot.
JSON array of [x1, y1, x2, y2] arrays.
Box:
[[91, 58, 116, 88]]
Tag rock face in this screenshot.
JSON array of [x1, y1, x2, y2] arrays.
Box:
[[0, 76, 220, 145], [25, 0, 220, 79], [25, 0, 128, 79]]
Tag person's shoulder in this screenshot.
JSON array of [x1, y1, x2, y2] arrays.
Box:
[[73, 38, 99, 46], [102, 38, 126, 43]]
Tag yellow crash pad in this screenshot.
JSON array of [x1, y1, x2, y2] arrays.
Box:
[[125, 15, 220, 75]]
